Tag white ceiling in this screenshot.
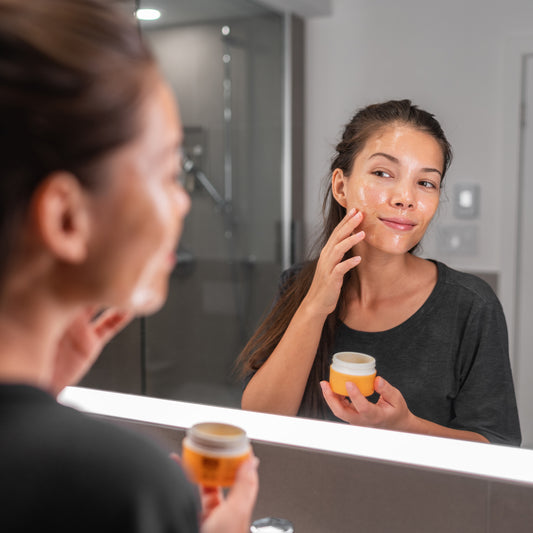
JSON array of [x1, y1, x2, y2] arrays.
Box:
[[136, 0, 332, 27], [137, 0, 272, 27], [254, 0, 331, 17]]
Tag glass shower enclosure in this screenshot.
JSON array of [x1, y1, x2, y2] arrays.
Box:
[[81, 0, 302, 409]]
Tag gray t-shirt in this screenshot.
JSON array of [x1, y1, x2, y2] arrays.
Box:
[[0, 384, 200, 532], [280, 260, 521, 446], [334, 262, 521, 445]]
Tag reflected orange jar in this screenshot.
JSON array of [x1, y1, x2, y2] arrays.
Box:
[[182, 422, 251, 488], [329, 351, 376, 397]]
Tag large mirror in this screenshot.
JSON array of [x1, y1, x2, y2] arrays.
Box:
[[83, 0, 533, 449]]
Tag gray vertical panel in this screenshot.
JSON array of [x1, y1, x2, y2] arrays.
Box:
[[250, 442, 488, 533], [291, 15, 305, 263], [488, 481, 533, 533], [281, 12, 293, 270], [515, 54, 533, 448]]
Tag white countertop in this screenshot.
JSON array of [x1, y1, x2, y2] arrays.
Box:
[[59, 386, 533, 485]]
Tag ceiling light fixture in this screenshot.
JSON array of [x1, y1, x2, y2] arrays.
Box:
[[135, 8, 161, 21]]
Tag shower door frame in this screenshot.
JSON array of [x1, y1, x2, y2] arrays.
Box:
[[79, 4, 305, 399]]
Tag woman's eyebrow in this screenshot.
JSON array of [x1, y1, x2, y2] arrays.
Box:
[[369, 152, 399, 164], [421, 167, 442, 177], [369, 152, 442, 177]]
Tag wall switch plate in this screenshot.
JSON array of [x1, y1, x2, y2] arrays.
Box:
[[453, 183, 480, 219], [437, 224, 478, 255]]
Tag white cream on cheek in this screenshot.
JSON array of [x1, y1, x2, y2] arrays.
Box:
[[124, 177, 190, 314], [129, 285, 157, 311], [349, 180, 384, 244], [347, 178, 439, 252], [344, 127, 443, 253], [126, 192, 177, 313], [128, 264, 164, 313]]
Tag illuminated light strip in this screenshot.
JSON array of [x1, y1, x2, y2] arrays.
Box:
[[59, 386, 533, 485], [135, 8, 161, 21]]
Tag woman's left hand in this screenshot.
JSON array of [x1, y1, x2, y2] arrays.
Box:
[[50, 307, 133, 396], [320, 377, 415, 431]]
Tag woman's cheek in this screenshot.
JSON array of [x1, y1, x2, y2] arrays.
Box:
[[125, 257, 169, 314], [417, 197, 439, 217], [350, 184, 383, 237], [122, 195, 176, 314], [349, 181, 384, 210]]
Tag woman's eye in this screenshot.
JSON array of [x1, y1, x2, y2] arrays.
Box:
[[373, 170, 392, 178], [419, 180, 438, 190]]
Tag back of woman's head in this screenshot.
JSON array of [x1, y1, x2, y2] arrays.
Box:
[[0, 0, 155, 282], [321, 99, 452, 245]]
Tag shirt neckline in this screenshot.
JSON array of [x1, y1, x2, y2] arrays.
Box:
[[338, 259, 446, 337]]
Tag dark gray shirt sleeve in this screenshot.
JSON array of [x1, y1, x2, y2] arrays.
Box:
[[445, 290, 520, 444]]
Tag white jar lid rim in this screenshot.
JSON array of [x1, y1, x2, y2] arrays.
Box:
[[331, 351, 375, 374]]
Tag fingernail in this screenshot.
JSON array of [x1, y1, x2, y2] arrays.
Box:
[[348, 207, 355, 215]]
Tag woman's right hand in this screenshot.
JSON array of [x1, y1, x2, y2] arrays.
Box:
[[302, 208, 365, 316], [200, 456, 259, 533]]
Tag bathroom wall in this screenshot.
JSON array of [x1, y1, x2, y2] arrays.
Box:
[[303, 0, 533, 273]]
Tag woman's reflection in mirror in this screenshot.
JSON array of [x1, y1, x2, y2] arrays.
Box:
[[238, 100, 521, 446]]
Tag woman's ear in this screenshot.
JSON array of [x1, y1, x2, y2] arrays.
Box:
[[331, 168, 348, 208], [30, 172, 91, 263]]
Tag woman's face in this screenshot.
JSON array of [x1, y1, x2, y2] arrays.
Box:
[[332, 125, 444, 255], [85, 77, 190, 314]]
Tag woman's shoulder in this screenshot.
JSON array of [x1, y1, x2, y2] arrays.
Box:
[[38, 400, 190, 489], [10, 395, 199, 530], [433, 260, 500, 305]]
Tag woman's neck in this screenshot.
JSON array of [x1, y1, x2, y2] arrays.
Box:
[[341, 250, 437, 332], [350, 251, 420, 303], [0, 288, 73, 391]]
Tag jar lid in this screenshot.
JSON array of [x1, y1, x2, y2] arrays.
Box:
[[331, 351, 375, 375], [250, 517, 294, 532], [187, 422, 249, 452]]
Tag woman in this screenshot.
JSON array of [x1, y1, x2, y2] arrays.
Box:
[[0, 1, 257, 531], [239, 99, 521, 446]]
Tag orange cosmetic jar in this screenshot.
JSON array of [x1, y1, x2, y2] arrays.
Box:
[[181, 422, 251, 488], [329, 351, 376, 397]]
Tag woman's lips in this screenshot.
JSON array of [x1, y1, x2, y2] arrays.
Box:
[[379, 217, 417, 231]]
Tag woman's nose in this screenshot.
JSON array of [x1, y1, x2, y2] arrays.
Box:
[[391, 182, 415, 209]]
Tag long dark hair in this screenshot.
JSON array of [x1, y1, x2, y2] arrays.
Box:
[[0, 0, 155, 291], [237, 99, 453, 418]]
